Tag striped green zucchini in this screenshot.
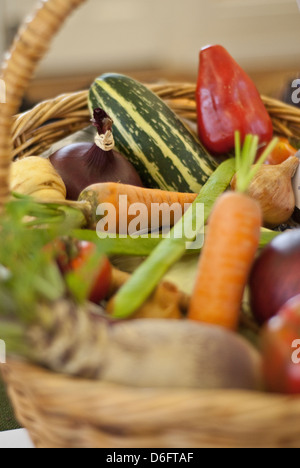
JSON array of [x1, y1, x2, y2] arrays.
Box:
[[89, 73, 218, 192]]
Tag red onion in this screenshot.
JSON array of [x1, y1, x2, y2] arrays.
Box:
[[249, 229, 300, 325], [50, 108, 143, 201]]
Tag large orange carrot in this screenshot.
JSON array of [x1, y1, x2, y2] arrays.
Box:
[[188, 191, 261, 330], [79, 182, 197, 234], [188, 133, 278, 331]]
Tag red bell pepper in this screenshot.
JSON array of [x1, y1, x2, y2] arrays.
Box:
[[265, 137, 297, 165], [196, 45, 273, 156]]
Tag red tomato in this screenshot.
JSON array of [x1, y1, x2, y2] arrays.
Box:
[[43, 238, 71, 274], [261, 295, 300, 394], [70, 241, 112, 304], [45, 239, 112, 304]]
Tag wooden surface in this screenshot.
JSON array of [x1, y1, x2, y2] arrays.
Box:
[[23, 67, 300, 110]]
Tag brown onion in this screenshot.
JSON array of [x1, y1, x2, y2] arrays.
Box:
[[50, 108, 143, 201]]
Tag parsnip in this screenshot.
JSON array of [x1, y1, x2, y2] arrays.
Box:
[[27, 300, 263, 391], [10, 157, 67, 201], [131, 282, 183, 320], [109, 268, 187, 319]]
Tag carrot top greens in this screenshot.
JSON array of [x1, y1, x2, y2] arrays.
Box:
[[234, 132, 279, 194]]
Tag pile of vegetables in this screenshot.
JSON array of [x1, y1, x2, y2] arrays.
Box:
[[2, 44, 300, 396]]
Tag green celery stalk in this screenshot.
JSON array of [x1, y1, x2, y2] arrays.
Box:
[[72, 230, 163, 257], [112, 158, 236, 319], [260, 228, 279, 247], [73, 226, 279, 259]]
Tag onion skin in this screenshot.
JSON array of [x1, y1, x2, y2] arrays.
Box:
[[50, 142, 143, 201], [249, 230, 300, 325]]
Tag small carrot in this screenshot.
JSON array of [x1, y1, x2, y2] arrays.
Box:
[[188, 133, 279, 331], [265, 137, 297, 165], [79, 182, 197, 234]]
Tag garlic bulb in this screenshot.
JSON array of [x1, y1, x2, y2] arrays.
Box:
[[231, 156, 299, 228], [10, 156, 67, 201]]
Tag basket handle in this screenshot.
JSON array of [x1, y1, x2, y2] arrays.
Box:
[[0, 0, 88, 210]]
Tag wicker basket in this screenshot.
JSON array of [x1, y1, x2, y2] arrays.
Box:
[[2, 0, 300, 449]]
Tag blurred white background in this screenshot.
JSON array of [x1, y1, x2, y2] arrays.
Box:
[[0, 0, 300, 104]]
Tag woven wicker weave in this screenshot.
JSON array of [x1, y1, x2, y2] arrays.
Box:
[[10, 88, 300, 161], [2, 0, 300, 449]]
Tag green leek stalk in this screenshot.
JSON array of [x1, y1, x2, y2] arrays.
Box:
[[111, 158, 236, 319]]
